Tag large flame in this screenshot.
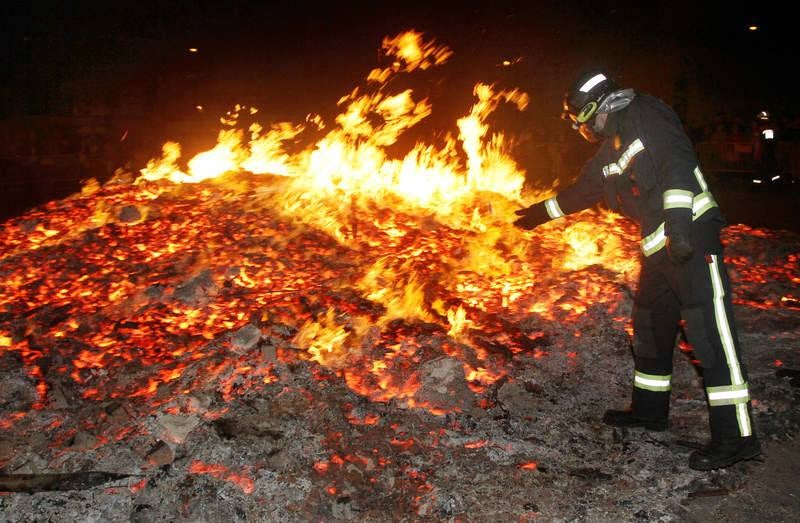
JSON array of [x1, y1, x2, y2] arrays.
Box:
[[0, 30, 689, 418], [136, 31, 532, 236]]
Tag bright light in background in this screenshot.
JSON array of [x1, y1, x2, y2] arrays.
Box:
[[757, 110, 770, 120], [762, 129, 774, 140], [188, 48, 198, 53], [195, 105, 204, 112], [497, 57, 523, 67], [748, 25, 759, 31], [772, 175, 781, 181]]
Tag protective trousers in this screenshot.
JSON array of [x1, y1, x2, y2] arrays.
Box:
[[630, 222, 753, 441]]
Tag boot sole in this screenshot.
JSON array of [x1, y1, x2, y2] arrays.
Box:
[[689, 446, 763, 471], [602, 420, 668, 432]]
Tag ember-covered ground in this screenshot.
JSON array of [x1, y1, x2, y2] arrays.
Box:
[[0, 172, 798, 521], [1, 31, 799, 522]]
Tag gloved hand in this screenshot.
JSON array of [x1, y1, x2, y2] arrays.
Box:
[[666, 229, 693, 264], [513, 206, 543, 230]]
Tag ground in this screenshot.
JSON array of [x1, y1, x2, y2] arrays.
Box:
[[0, 174, 798, 522]]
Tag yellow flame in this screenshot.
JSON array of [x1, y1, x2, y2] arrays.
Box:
[[242, 122, 304, 176], [561, 215, 638, 275], [139, 142, 186, 183], [367, 30, 453, 83], [447, 306, 473, 340], [293, 309, 351, 368], [127, 30, 639, 342], [136, 35, 530, 238]]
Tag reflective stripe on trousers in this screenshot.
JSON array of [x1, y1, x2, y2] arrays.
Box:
[[633, 370, 672, 392], [706, 254, 752, 437]]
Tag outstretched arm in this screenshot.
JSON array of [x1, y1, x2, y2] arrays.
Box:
[[514, 149, 607, 230]]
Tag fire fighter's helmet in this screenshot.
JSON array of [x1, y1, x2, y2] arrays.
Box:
[[562, 69, 619, 129]]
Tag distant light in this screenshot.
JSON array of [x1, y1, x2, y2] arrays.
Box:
[[188, 48, 198, 53], [497, 57, 523, 67], [771, 175, 781, 181], [748, 25, 758, 31], [762, 129, 774, 140], [195, 105, 204, 112], [757, 110, 770, 120], [753, 179, 763, 184]]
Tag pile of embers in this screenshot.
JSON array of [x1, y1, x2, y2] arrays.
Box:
[[0, 173, 798, 521]]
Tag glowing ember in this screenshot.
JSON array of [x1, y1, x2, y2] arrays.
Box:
[[463, 439, 489, 449], [0, 30, 796, 443], [188, 460, 255, 494], [129, 478, 148, 493]]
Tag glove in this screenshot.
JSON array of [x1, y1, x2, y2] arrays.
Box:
[[513, 205, 549, 230], [666, 229, 693, 264]]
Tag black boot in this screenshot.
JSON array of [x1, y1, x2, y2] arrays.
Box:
[[688, 436, 762, 471], [602, 408, 668, 431]]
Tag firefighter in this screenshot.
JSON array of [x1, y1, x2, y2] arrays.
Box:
[[513, 69, 761, 470]]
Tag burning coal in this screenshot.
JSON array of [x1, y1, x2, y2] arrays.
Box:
[[0, 30, 649, 417]]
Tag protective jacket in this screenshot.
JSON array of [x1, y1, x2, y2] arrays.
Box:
[[522, 93, 723, 256]]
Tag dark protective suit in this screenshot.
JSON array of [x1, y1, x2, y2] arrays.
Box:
[[520, 93, 753, 441]]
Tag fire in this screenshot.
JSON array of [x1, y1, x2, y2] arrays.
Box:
[[463, 439, 489, 449], [3, 29, 790, 434], [367, 30, 453, 83], [293, 309, 354, 368], [129, 478, 148, 493], [188, 460, 254, 494], [134, 32, 531, 244], [446, 306, 472, 340]]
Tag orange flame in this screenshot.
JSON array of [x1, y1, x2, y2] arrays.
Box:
[[2, 30, 761, 424]]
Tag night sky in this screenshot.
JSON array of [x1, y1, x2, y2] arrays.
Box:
[[0, 0, 793, 208], [2, 1, 790, 119]]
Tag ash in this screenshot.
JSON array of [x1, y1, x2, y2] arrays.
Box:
[[1, 173, 798, 521]]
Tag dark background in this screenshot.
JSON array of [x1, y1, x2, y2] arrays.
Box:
[[1, 1, 797, 227]]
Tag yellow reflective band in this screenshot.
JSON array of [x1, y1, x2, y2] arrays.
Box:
[[737, 403, 751, 436], [634, 371, 672, 392], [641, 223, 666, 257], [693, 167, 709, 192], [708, 255, 745, 386], [663, 189, 694, 210], [707, 383, 750, 406], [708, 255, 752, 436], [602, 139, 644, 178], [618, 139, 645, 170], [603, 163, 621, 178], [544, 197, 565, 219], [692, 191, 716, 217], [640, 192, 719, 256], [707, 383, 750, 394]]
